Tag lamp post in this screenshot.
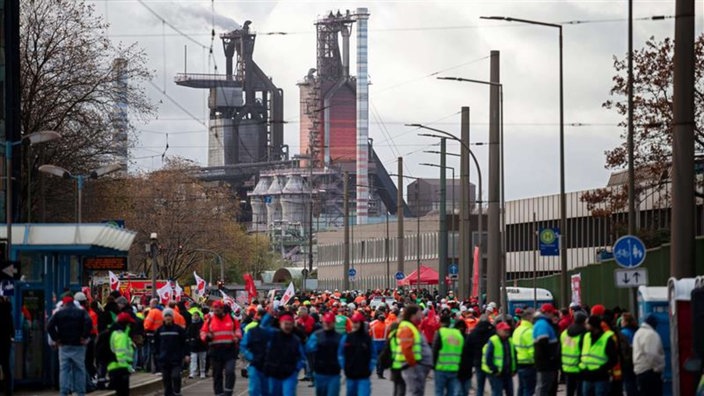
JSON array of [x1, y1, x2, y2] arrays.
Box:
[[421, 162, 456, 293], [38, 163, 123, 223], [3, 130, 61, 264], [479, 16, 567, 306], [193, 248, 225, 283], [389, 173, 423, 293], [411, 125, 485, 300]]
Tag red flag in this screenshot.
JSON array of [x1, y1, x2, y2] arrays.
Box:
[[243, 273, 257, 303], [472, 246, 480, 299], [123, 274, 132, 302]]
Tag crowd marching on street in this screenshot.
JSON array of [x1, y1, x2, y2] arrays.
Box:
[[42, 285, 667, 396]]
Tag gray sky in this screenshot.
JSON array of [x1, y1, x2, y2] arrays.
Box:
[[94, 0, 702, 201]]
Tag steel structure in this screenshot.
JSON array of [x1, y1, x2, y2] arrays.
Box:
[[175, 20, 285, 167]]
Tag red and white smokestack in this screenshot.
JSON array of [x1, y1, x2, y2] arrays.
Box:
[[355, 7, 369, 225]]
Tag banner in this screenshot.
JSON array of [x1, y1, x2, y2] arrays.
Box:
[[193, 272, 207, 298], [571, 273, 582, 306], [280, 282, 295, 306], [108, 271, 120, 291], [156, 282, 173, 305], [243, 273, 257, 303], [471, 246, 480, 298], [220, 290, 236, 310]]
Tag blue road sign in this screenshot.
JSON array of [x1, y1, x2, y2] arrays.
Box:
[[264, 195, 272, 204], [0, 280, 14, 296], [448, 264, 459, 276], [395, 271, 405, 280], [348, 268, 357, 277], [539, 227, 560, 256], [613, 235, 646, 268]]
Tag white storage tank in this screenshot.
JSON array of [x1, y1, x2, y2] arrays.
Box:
[[266, 175, 284, 225], [281, 174, 308, 226], [251, 176, 271, 231]]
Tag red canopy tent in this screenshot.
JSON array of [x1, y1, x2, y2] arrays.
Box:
[[397, 265, 440, 286]]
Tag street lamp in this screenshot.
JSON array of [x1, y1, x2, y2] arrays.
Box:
[[479, 15, 569, 307], [389, 173, 423, 292], [420, 162, 457, 293], [38, 163, 123, 223], [193, 248, 225, 284], [3, 130, 61, 265], [411, 124, 485, 300]]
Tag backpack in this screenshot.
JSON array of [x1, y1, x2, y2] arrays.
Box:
[[377, 329, 397, 370], [95, 328, 117, 365]]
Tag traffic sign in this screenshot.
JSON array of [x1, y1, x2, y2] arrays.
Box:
[[394, 271, 405, 281], [0, 261, 20, 281], [614, 268, 648, 288], [539, 227, 560, 256], [613, 235, 646, 268], [301, 268, 309, 277], [448, 264, 459, 276], [348, 268, 357, 277]]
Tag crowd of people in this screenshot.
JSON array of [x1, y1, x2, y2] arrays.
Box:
[[43, 287, 667, 396]]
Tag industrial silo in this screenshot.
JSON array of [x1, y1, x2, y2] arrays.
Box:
[[266, 175, 284, 225], [235, 119, 267, 164], [281, 174, 308, 226], [250, 176, 271, 232]]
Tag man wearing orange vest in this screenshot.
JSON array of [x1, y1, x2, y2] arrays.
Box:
[[369, 313, 388, 379], [143, 298, 164, 373], [201, 300, 242, 396]]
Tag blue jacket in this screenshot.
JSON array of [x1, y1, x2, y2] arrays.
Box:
[[532, 315, 560, 371], [259, 314, 307, 377]]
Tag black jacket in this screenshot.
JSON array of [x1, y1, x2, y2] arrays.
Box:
[[458, 333, 474, 380], [47, 303, 92, 346], [342, 327, 372, 379], [467, 321, 495, 367], [155, 323, 188, 366], [264, 331, 302, 379], [187, 319, 207, 352], [580, 330, 618, 382], [98, 301, 119, 332], [312, 329, 342, 375], [0, 299, 14, 349]]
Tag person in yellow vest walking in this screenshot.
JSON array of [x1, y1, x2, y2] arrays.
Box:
[[432, 314, 464, 396], [393, 305, 433, 396], [513, 307, 536, 396], [579, 315, 617, 396], [561, 311, 587, 396], [482, 321, 516, 396]]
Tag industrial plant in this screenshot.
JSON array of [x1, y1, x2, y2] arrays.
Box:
[[174, 9, 410, 265]]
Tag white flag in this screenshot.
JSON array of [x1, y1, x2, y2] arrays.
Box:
[[193, 272, 207, 297], [174, 281, 183, 300], [280, 282, 296, 306], [220, 290, 236, 310], [108, 271, 120, 291], [156, 282, 173, 304]]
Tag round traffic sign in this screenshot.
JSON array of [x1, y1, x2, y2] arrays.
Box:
[[539, 228, 558, 244], [448, 264, 459, 276], [348, 268, 357, 277], [301, 268, 309, 277], [613, 235, 646, 268], [394, 271, 405, 281]]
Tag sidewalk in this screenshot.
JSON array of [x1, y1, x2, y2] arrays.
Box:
[[14, 372, 163, 396]]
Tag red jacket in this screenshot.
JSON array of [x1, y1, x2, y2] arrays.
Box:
[[296, 315, 315, 335], [200, 314, 242, 346]]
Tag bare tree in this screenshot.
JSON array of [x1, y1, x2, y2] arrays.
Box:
[[20, 0, 154, 221]]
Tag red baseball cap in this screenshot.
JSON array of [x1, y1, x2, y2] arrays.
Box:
[[322, 312, 336, 324], [279, 313, 294, 323], [116, 312, 136, 324], [496, 322, 511, 331], [591, 304, 606, 316], [211, 300, 224, 309], [351, 312, 366, 323], [540, 303, 556, 314]]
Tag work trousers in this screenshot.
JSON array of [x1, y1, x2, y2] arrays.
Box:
[[564, 373, 582, 396], [489, 373, 514, 396], [391, 369, 406, 396], [582, 380, 609, 396], [211, 355, 236, 396], [59, 345, 87, 396], [161, 363, 182, 396], [475, 365, 488, 396], [434, 370, 458, 396], [372, 340, 386, 376], [268, 371, 298, 396], [517, 366, 536, 396], [636, 370, 662, 396], [346, 378, 371, 396], [247, 365, 269, 396], [401, 364, 430, 396], [108, 368, 130, 396], [536, 370, 557, 396], [313, 373, 340, 396]]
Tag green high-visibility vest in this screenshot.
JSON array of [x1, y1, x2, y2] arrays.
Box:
[[244, 321, 259, 333], [335, 315, 348, 334], [481, 334, 516, 374], [579, 330, 613, 371], [392, 321, 422, 370], [435, 327, 464, 372], [512, 320, 534, 365], [561, 330, 583, 373], [108, 329, 134, 372]]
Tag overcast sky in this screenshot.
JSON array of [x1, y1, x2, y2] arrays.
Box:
[[93, 0, 703, 201]]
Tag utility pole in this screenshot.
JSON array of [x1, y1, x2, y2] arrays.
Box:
[[386, 212, 390, 288], [343, 172, 350, 290], [397, 158, 405, 276], [459, 107, 471, 299], [439, 138, 448, 296], [626, 0, 637, 316], [487, 50, 501, 306], [670, 0, 696, 278]]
